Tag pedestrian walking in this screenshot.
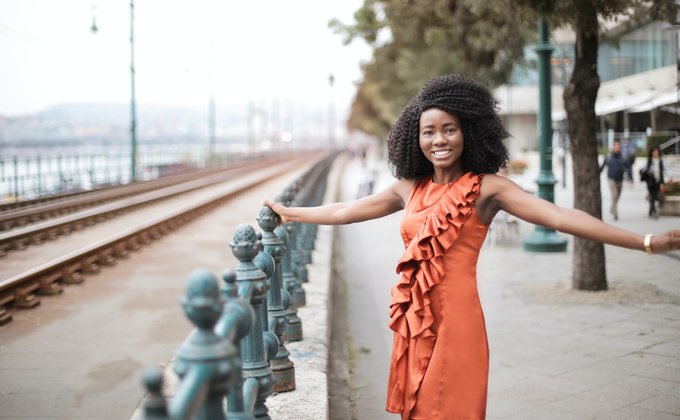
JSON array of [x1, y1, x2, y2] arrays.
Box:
[[264, 74, 680, 420], [642, 146, 666, 218], [599, 140, 632, 220]]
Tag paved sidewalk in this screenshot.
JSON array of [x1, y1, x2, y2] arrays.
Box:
[[335, 156, 680, 419]]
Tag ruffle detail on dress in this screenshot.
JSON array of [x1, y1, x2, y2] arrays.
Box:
[[386, 173, 481, 418]]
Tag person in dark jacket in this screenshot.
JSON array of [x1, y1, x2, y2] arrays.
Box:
[[600, 141, 632, 220], [643, 146, 665, 218]]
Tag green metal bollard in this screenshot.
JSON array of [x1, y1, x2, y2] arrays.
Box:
[[215, 269, 256, 420], [257, 206, 296, 393], [280, 187, 306, 308], [141, 366, 169, 420], [275, 224, 303, 342], [171, 269, 237, 420], [230, 225, 276, 419], [253, 247, 282, 364], [253, 241, 279, 352]]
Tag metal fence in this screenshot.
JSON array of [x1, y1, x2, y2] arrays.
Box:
[[139, 152, 336, 419], [0, 148, 261, 203]]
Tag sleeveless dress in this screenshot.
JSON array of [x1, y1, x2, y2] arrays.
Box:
[[385, 172, 490, 420]]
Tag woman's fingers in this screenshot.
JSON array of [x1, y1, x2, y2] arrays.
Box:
[[261, 200, 289, 224], [655, 230, 680, 253], [668, 230, 680, 251]]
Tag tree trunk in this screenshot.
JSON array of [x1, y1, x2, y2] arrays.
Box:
[[563, 8, 607, 291]]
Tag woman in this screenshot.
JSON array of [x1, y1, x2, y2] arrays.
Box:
[[644, 146, 665, 218], [264, 75, 680, 419]]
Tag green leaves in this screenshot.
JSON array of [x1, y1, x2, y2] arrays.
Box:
[[333, 0, 534, 139]]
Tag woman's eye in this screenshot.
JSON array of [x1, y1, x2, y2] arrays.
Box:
[[446, 128, 456, 134]]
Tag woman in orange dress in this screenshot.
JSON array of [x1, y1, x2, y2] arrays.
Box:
[[264, 74, 680, 419]]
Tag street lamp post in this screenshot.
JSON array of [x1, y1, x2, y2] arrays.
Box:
[[129, 0, 138, 182], [523, 18, 567, 253], [328, 74, 335, 148], [209, 93, 216, 165], [90, 2, 137, 181]]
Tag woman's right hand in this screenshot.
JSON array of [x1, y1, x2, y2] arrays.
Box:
[[262, 200, 290, 224]]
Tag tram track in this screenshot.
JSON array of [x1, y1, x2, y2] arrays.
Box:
[[0, 154, 298, 257], [0, 152, 278, 231], [0, 151, 324, 326]]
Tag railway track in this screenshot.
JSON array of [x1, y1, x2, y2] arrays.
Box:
[[0, 152, 278, 231], [0, 154, 298, 257], [0, 151, 324, 326]]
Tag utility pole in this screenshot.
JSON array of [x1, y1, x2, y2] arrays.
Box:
[[129, 0, 138, 182]]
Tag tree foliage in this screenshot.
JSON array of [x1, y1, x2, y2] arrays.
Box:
[[330, 0, 535, 138]]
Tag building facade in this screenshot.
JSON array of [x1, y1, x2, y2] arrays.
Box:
[[496, 19, 679, 157]]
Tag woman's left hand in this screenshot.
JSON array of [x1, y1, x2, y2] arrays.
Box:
[[651, 230, 680, 253]]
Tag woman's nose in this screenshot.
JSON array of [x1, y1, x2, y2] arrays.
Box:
[[433, 132, 446, 145]]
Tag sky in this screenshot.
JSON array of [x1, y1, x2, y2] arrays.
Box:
[[0, 0, 372, 117]]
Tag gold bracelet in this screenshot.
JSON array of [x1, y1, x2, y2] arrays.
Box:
[[643, 233, 654, 255]]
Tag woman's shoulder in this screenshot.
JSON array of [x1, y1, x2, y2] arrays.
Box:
[[477, 173, 522, 197], [478, 173, 507, 188], [392, 178, 417, 198]]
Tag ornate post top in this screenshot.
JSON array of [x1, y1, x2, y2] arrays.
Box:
[[181, 269, 224, 330], [229, 224, 268, 297], [256, 206, 280, 233], [257, 206, 285, 262], [230, 224, 260, 262]]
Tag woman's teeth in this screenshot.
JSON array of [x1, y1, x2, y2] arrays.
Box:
[[432, 150, 451, 157]]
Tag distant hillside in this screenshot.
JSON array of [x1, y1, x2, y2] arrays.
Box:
[[0, 101, 336, 149], [0, 102, 251, 144]]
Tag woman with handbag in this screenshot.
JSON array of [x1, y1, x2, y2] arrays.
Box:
[[644, 146, 665, 218]]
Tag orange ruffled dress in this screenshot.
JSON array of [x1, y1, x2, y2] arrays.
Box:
[[386, 172, 490, 420]]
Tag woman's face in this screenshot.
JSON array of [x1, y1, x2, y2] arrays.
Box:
[[652, 148, 660, 158], [419, 108, 464, 178]]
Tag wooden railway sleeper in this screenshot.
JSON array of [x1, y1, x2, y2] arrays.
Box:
[[61, 264, 84, 284], [0, 306, 12, 325], [39, 272, 64, 295], [15, 287, 40, 308], [114, 243, 130, 259]]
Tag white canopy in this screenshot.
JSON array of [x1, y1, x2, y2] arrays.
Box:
[[629, 90, 680, 113]]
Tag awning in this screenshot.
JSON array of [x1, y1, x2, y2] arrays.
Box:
[[629, 90, 680, 113], [553, 89, 677, 120], [594, 90, 658, 115]]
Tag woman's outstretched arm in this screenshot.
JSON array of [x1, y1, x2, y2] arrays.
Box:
[[263, 179, 413, 225], [480, 175, 680, 253]]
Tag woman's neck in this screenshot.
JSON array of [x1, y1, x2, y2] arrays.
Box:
[[432, 168, 465, 184]]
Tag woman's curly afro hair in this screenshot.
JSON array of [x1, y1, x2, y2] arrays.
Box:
[[387, 74, 509, 180]]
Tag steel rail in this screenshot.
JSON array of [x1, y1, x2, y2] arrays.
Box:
[[0, 152, 275, 230], [0, 153, 325, 326], [0, 154, 299, 257]]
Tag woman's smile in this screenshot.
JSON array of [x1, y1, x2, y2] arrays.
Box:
[[431, 149, 452, 158]]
